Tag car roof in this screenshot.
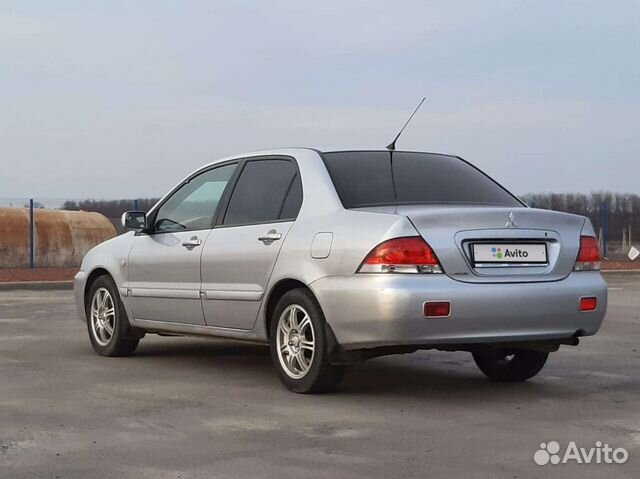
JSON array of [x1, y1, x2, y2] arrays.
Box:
[[202, 148, 460, 168], [321, 149, 460, 158]]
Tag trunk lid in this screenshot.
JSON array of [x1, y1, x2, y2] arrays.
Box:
[[356, 205, 586, 283]]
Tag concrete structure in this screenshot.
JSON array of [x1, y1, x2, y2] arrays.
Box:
[[0, 207, 116, 268]]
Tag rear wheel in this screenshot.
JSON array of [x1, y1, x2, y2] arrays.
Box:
[[86, 275, 141, 357], [472, 349, 548, 382], [269, 289, 345, 393]]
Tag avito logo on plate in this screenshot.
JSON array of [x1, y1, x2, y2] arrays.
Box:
[[491, 247, 529, 259]]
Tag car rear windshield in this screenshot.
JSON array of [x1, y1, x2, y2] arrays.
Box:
[[321, 151, 522, 208]]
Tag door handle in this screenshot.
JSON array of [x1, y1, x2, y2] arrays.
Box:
[[258, 230, 282, 244], [182, 236, 202, 250]]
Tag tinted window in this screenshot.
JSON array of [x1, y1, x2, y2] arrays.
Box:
[[154, 163, 237, 232], [322, 151, 521, 208], [223, 159, 299, 225], [279, 174, 303, 220]]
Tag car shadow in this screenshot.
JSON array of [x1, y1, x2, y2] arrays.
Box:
[[135, 338, 270, 359], [128, 337, 581, 401]]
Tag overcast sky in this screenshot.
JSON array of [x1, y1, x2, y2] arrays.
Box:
[[1, 1, 639, 199]]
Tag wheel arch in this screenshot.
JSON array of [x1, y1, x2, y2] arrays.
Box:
[[82, 266, 143, 340], [83, 267, 114, 309], [263, 277, 348, 371], [264, 278, 312, 338]]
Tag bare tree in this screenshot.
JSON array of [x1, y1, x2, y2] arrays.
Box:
[[521, 192, 640, 241]]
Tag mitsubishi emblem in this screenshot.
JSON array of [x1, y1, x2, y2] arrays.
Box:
[[505, 212, 517, 228]]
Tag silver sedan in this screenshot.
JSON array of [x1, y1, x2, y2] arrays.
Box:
[[74, 149, 607, 393]]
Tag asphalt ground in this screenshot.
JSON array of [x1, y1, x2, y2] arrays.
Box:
[[1, 273, 638, 478]]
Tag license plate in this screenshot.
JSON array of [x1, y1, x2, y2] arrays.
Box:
[[472, 243, 548, 265]]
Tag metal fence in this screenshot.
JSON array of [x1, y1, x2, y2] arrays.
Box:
[[526, 201, 634, 259]]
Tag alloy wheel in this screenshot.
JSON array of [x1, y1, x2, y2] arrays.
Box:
[[276, 304, 315, 379], [90, 287, 116, 347]]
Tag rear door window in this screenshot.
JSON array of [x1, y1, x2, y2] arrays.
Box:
[[222, 159, 300, 226], [279, 173, 303, 220]]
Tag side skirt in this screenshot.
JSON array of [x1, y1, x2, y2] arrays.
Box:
[[131, 318, 267, 344]]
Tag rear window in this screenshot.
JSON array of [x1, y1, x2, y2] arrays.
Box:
[[322, 151, 521, 208]]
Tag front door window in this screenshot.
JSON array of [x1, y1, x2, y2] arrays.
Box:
[[154, 163, 237, 233]]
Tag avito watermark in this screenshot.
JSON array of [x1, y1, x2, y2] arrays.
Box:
[[534, 441, 629, 465]]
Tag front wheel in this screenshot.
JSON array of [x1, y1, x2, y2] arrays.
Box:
[[86, 275, 141, 357], [269, 289, 345, 393], [472, 349, 549, 382]]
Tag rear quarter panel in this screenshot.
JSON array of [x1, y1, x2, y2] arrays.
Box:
[[255, 150, 419, 337]]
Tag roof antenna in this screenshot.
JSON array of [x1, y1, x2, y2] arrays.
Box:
[[386, 97, 426, 151]]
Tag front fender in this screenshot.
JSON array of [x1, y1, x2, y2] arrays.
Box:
[[74, 232, 137, 322]]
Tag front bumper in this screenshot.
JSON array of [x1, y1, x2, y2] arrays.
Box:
[[73, 270, 88, 322], [309, 272, 607, 350]]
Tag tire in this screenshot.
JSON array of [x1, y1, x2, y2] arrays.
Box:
[[86, 275, 141, 357], [472, 349, 549, 382], [269, 289, 345, 393]]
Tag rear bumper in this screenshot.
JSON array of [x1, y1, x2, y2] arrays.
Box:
[[309, 272, 607, 350]]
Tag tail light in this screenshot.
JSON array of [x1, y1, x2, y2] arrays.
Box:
[[574, 236, 601, 271], [358, 236, 443, 274]]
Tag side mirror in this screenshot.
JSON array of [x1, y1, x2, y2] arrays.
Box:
[[121, 211, 147, 231]]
